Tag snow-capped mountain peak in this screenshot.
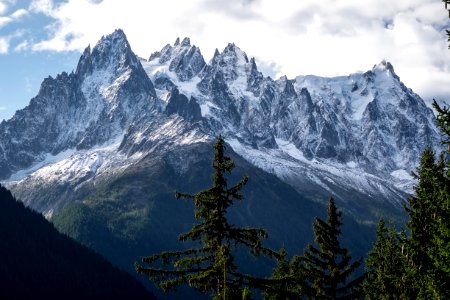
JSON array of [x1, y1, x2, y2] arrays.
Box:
[[147, 36, 205, 83], [0, 30, 157, 179], [76, 29, 142, 79], [0, 29, 443, 219], [372, 59, 396, 74], [198, 42, 265, 102], [180, 37, 191, 47], [210, 43, 250, 81]]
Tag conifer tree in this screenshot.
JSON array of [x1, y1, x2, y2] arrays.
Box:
[[264, 249, 305, 300], [136, 136, 278, 299], [444, 0, 450, 48], [363, 219, 416, 299], [431, 101, 450, 277], [364, 112, 450, 299], [405, 147, 449, 297], [403, 102, 450, 298], [298, 198, 362, 300], [387, 3, 450, 297], [432, 5, 450, 294], [363, 3, 450, 298], [434, 100, 450, 146]]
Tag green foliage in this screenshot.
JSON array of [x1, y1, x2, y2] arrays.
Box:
[[409, 4, 450, 291], [363, 219, 416, 299], [136, 136, 278, 297], [433, 99, 450, 146], [266, 198, 363, 299], [241, 287, 253, 299], [363, 4, 450, 297], [264, 249, 305, 299], [53, 192, 152, 258], [364, 102, 450, 298], [364, 96, 450, 299], [444, 0, 450, 48], [406, 98, 450, 297], [299, 198, 363, 300], [405, 144, 450, 298]]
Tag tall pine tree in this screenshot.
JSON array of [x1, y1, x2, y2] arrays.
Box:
[[365, 106, 450, 298], [371, 2, 450, 298], [298, 198, 362, 300], [435, 2, 450, 291], [363, 219, 416, 299], [364, 3, 450, 298], [136, 136, 278, 299], [431, 101, 450, 281], [405, 146, 449, 298], [264, 249, 305, 300], [400, 99, 450, 298]]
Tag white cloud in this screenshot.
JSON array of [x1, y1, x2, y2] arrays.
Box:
[[21, 0, 450, 102], [14, 39, 28, 51], [0, 3, 7, 15], [0, 8, 28, 28], [0, 29, 25, 54], [0, 16, 12, 27], [0, 0, 17, 15], [0, 106, 7, 111], [29, 0, 54, 15], [0, 37, 9, 53], [11, 8, 27, 18]]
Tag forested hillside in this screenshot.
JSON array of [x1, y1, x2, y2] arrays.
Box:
[[0, 185, 154, 300]]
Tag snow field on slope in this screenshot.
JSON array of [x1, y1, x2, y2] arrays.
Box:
[[227, 138, 411, 205]]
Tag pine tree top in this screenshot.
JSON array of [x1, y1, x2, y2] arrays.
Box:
[[136, 136, 278, 297]]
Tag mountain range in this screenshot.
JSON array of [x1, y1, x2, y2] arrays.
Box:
[[0, 29, 441, 297]]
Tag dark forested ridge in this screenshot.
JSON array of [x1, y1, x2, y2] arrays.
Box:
[[0, 185, 154, 300]]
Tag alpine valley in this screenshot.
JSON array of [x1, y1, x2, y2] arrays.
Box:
[[0, 29, 442, 296]]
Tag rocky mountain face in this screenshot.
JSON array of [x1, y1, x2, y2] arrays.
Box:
[[1, 29, 440, 218], [140, 35, 439, 210], [0, 29, 440, 297], [0, 29, 158, 178]]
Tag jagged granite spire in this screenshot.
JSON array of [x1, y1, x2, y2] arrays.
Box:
[[75, 45, 92, 76], [147, 37, 205, 82], [180, 37, 191, 47], [75, 29, 146, 80]]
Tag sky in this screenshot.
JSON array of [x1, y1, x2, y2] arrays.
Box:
[[1, 0, 450, 121]]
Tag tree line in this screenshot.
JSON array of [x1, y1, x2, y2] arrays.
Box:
[[136, 3, 450, 298], [136, 102, 450, 300]]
